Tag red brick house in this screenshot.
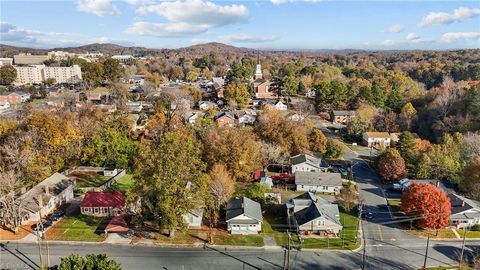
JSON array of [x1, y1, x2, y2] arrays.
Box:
[[80, 191, 125, 217]]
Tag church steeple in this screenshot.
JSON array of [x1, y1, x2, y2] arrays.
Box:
[[254, 56, 263, 80]]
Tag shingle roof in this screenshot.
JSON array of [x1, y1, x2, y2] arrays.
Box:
[[290, 153, 322, 168], [295, 171, 342, 186], [225, 197, 262, 222], [291, 192, 341, 226], [20, 173, 74, 214], [332, 110, 355, 116], [81, 191, 125, 209], [364, 132, 391, 139], [448, 193, 478, 215]]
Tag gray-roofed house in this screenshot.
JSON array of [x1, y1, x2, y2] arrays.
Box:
[[448, 193, 480, 229], [331, 110, 355, 124], [17, 173, 74, 223], [286, 192, 343, 235], [225, 197, 263, 234], [291, 153, 324, 173], [295, 171, 342, 194]]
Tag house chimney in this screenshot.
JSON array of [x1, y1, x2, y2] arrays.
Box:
[[38, 195, 43, 208], [462, 200, 465, 207], [436, 181, 440, 187]]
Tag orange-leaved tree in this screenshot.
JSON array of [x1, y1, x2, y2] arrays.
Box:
[[376, 148, 406, 182], [400, 183, 451, 229]]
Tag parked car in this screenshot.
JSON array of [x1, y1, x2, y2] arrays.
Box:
[[361, 211, 374, 220], [393, 178, 411, 191]]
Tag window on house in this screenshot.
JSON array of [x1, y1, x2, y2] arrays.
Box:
[[104, 208, 109, 213], [323, 186, 328, 190], [94, 208, 99, 214]]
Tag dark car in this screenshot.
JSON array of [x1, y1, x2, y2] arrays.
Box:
[[362, 211, 374, 220], [42, 220, 52, 228], [52, 210, 65, 218], [31, 223, 44, 232]]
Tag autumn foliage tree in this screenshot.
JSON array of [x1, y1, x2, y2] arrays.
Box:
[[460, 156, 480, 200], [308, 128, 328, 153], [376, 148, 406, 182], [400, 183, 451, 229]]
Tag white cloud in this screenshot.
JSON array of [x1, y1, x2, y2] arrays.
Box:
[[0, 22, 132, 48], [125, 22, 211, 38], [220, 33, 279, 43], [386, 24, 405, 33], [418, 7, 480, 27], [77, 0, 120, 16], [441, 32, 480, 43], [406, 32, 420, 41], [136, 0, 248, 26], [130, 0, 249, 38]]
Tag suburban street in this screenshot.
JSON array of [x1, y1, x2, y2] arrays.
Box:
[[317, 122, 480, 269]]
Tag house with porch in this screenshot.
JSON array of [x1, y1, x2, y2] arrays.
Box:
[[225, 197, 263, 234], [362, 132, 391, 148], [287, 192, 343, 236], [80, 191, 126, 217], [448, 193, 480, 229]]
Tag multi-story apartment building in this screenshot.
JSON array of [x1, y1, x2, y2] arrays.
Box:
[[14, 65, 82, 85]]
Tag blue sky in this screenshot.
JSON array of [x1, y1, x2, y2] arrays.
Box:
[[1, 0, 479, 50]]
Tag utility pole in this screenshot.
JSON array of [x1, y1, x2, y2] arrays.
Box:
[[459, 227, 468, 268], [359, 204, 366, 270], [423, 233, 430, 269], [36, 220, 43, 269], [286, 231, 291, 270]]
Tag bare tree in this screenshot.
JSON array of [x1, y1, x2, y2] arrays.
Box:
[[0, 170, 25, 234], [261, 141, 289, 167]]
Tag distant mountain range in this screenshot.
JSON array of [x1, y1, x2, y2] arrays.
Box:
[[0, 42, 261, 58]]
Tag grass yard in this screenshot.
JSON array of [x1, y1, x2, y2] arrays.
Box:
[[411, 228, 458, 239], [110, 174, 134, 192], [150, 230, 206, 245], [457, 229, 480, 238], [299, 208, 360, 250], [45, 214, 107, 242], [213, 233, 264, 247], [68, 171, 111, 188], [262, 204, 290, 246]]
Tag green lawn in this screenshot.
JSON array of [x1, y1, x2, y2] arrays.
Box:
[[111, 174, 134, 192], [387, 199, 403, 217], [263, 204, 360, 250], [299, 208, 360, 250], [69, 171, 111, 188], [457, 229, 480, 238], [213, 234, 264, 247], [411, 228, 458, 239], [45, 214, 107, 242]]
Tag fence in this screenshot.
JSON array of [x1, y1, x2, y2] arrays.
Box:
[[63, 166, 126, 191]]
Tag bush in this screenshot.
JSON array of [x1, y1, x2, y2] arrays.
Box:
[[471, 224, 480, 231], [324, 139, 344, 159]]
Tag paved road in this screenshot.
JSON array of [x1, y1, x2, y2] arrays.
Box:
[[0, 242, 369, 270], [316, 121, 480, 269]]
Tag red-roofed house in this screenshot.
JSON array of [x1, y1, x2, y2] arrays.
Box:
[[80, 191, 125, 217]]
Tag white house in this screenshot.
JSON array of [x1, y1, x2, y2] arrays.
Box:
[[0, 101, 10, 110], [362, 132, 391, 148], [128, 75, 145, 85], [295, 171, 343, 194], [274, 101, 287, 111], [291, 153, 324, 173], [237, 111, 256, 125], [184, 111, 204, 125], [226, 197, 263, 234], [198, 101, 217, 111], [286, 112, 305, 122], [449, 193, 480, 229], [13, 173, 74, 223], [183, 207, 204, 228], [287, 192, 343, 235]]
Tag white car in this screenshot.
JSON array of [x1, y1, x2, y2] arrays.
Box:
[[393, 178, 411, 191]]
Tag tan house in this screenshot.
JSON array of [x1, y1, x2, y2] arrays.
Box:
[[362, 132, 391, 148], [214, 111, 236, 127]]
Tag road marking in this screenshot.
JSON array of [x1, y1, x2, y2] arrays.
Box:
[[377, 225, 383, 241]]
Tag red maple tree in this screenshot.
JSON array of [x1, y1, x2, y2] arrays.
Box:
[[376, 148, 406, 182], [400, 183, 451, 229]]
